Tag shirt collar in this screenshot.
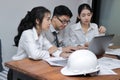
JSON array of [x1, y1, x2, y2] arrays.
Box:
[[32, 27, 39, 40], [74, 22, 82, 30], [50, 24, 59, 33], [74, 22, 94, 31], [87, 23, 94, 31]]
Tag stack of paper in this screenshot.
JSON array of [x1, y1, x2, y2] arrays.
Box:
[[106, 48, 120, 55]]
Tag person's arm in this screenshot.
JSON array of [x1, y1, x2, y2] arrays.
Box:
[[48, 46, 71, 58], [62, 27, 72, 47], [67, 27, 80, 46], [44, 36, 71, 58], [22, 32, 50, 60]]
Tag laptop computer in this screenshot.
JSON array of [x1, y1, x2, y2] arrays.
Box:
[[88, 34, 114, 58]]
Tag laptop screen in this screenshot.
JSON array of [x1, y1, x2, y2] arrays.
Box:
[[88, 34, 114, 58]]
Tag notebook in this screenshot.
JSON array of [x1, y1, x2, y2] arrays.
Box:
[[88, 34, 114, 58]]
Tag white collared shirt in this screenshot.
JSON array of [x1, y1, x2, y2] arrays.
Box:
[[67, 22, 99, 46], [50, 24, 59, 33], [45, 24, 65, 47], [12, 27, 52, 60]]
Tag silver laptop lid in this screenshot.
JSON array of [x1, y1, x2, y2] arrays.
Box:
[[88, 34, 114, 58]]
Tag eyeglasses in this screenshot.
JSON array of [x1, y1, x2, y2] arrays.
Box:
[[56, 16, 70, 25]]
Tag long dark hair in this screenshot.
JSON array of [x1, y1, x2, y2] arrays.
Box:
[[76, 4, 93, 23], [14, 6, 50, 47]]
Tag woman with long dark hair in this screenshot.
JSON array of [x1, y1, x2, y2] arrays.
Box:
[[8, 6, 70, 80], [68, 3, 106, 48]]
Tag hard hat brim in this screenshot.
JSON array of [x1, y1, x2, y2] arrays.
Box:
[[61, 65, 100, 76]]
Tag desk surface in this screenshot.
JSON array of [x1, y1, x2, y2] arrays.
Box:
[[5, 55, 120, 80]]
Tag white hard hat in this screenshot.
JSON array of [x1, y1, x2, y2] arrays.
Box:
[[61, 50, 100, 76]]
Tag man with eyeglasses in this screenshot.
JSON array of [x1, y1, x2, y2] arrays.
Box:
[[44, 5, 106, 53], [44, 5, 78, 53]]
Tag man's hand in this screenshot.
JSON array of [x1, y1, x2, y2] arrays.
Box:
[[62, 46, 78, 53], [60, 52, 71, 58]]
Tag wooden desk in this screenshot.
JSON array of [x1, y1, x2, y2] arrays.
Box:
[[5, 55, 120, 80]]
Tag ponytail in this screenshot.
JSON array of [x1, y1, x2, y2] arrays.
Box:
[[14, 11, 34, 47]]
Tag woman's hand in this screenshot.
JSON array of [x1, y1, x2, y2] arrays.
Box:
[[99, 26, 106, 34]]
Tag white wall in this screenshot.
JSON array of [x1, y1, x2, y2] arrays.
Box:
[[0, 0, 91, 63]]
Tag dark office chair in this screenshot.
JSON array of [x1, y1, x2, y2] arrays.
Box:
[[0, 39, 3, 71]]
